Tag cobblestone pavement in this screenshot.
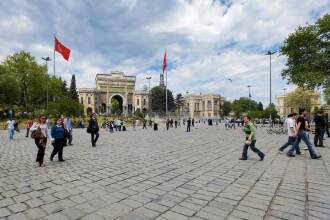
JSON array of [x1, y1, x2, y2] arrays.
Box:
[[1, 124, 330, 220]]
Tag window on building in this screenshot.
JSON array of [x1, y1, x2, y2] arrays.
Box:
[[137, 99, 140, 105], [80, 97, 83, 104], [88, 97, 91, 105], [143, 99, 146, 106], [207, 100, 212, 110]]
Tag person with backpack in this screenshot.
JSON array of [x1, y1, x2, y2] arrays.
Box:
[[87, 113, 99, 147], [239, 115, 265, 161], [50, 118, 66, 162], [30, 115, 49, 167]]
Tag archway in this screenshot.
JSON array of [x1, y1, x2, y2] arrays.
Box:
[[86, 107, 93, 116], [111, 95, 123, 115], [101, 103, 106, 114]]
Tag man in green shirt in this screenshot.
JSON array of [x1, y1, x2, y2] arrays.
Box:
[[240, 116, 265, 161]]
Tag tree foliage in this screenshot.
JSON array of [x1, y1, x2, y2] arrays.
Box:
[[281, 14, 330, 102], [0, 51, 83, 117], [69, 74, 79, 102], [284, 87, 316, 112], [232, 97, 259, 116], [222, 101, 232, 116], [150, 86, 175, 112]]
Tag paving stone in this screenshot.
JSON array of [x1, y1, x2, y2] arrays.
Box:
[[1, 127, 330, 220]]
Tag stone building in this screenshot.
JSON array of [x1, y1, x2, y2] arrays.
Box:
[[275, 91, 321, 118], [177, 93, 224, 119], [78, 71, 148, 116]]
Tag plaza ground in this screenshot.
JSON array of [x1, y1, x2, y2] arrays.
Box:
[[0, 124, 330, 220]]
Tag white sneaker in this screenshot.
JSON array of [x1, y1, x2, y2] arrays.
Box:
[[303, 146, 308, 150]]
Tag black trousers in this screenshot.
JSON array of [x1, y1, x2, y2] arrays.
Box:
[[26, 128, 30, 137], [35, 138, 47, 164], [187, 125, 191, 132], [91, 131, 99, 145], [51, 138, 64, 161], [314, 127, 324, 146]]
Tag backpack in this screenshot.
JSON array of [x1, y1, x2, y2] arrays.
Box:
[[31, 127, 43, 139]]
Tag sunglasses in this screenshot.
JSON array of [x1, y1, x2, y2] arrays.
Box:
[[41, 118, 47, 119]]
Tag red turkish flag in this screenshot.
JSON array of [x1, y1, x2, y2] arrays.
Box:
[[54, 37, 71, 61], [162, 51, 167, 73]]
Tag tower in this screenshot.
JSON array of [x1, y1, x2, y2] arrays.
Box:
[[160, 72, 165, 87]]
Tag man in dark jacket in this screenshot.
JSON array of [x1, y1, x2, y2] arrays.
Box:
[[314, 111, 325, 147], [88, 113, 99, 147]]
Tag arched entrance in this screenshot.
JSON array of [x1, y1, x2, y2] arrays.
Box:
[[111, 95, 123, 115], [101, 103, 106, 114], [86, 107, 93, 116]]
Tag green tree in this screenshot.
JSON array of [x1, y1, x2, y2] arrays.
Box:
[[260, 104, 279, 119], [175, 93, 184, 109], [150, 86, 175, 113], [285, 87, 316, 112], [222, 101, 232, 116], [69, 74, 79, 102], [111, 99, 120, 114], [257, 102, 264, 111], [0, 65, 20, 107], [281, 14, 330, 102], [232, 97, 259, 116]]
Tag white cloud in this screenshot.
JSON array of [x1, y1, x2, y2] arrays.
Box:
[[0, 0, 329, 106]]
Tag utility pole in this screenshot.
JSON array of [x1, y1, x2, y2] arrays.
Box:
[[42, 57, 52, 111], [146, 76, 152, 114], [248, 85, 252, 112], [265, 51, 276, 120]]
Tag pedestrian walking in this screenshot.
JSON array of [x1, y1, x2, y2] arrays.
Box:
[[30, 115, 49, 167], [187, 118, 191, 132], [324, 113, 330, 137], [6, 118, 15, 141], [87, 113, 99, 147], [50, 118, 66, 162], [314, 111, 325, 147], [192, 118, 195, 127], [239, 116, 265, 161], [279, 113, 299, 153], [26, 118, 33, 137], [174, 120, 178, 128], [287, 108, 321, 159], [142, 119, 147, 129], [166, 119, 170, 130], [64, 116, 73, 145]]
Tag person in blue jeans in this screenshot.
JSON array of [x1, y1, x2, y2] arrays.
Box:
[[239, 116, 265, 161], [279, 113, 301, 153], [6, 118, 15, 141], [287, 108, 321, 159]]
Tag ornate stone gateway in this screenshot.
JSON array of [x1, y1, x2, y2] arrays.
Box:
[[78, 71, 136, 116]]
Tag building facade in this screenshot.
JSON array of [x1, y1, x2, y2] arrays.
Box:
[[177, 93, 224, 119], [78, 71, 149, 116], [275, 91, 321, 118]]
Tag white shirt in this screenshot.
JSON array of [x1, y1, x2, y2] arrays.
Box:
[[6, 120, 15, 130], [30, 123, 49, 138], [287, 118, 296, 137]]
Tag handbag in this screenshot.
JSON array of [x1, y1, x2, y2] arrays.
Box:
[[87, 127, 91, 133], [31, 127, 43, 139]]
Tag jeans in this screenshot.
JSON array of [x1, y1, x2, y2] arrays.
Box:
[[68, 130, 73, 145], [314, 127, 324, 146], [288, 130, 318, 158], [8, 129, 14, 141], [279, 136, 297, 152], [91, 131, 99, 146], [242, 140, 265, 160], [187, 125, 191, 132]]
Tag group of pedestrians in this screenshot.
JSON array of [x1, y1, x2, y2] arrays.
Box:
[[279, 108, 322, 159]]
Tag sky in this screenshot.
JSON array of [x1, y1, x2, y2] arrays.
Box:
[[0, 0, 329, 105]]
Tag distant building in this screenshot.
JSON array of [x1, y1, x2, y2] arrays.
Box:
[[177, 93, 224, 119], [275, 91, 321, 118], [78, 71, 149, 116]]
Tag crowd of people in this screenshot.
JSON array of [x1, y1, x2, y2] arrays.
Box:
[[3, 108, 328, 167]]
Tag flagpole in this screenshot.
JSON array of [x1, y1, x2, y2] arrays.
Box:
[[166, 67, 168, 116], [53, 34, 56, 77]]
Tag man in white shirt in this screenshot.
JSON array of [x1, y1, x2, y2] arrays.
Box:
[[6, 118, 15, 141], [279, 113, 299, 153]]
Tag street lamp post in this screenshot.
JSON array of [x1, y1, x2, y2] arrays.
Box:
[[248, 85, 252, 112], [42, 57, 52, 111], [265, 51, 276, 120], [146, 76, 152, 114]]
